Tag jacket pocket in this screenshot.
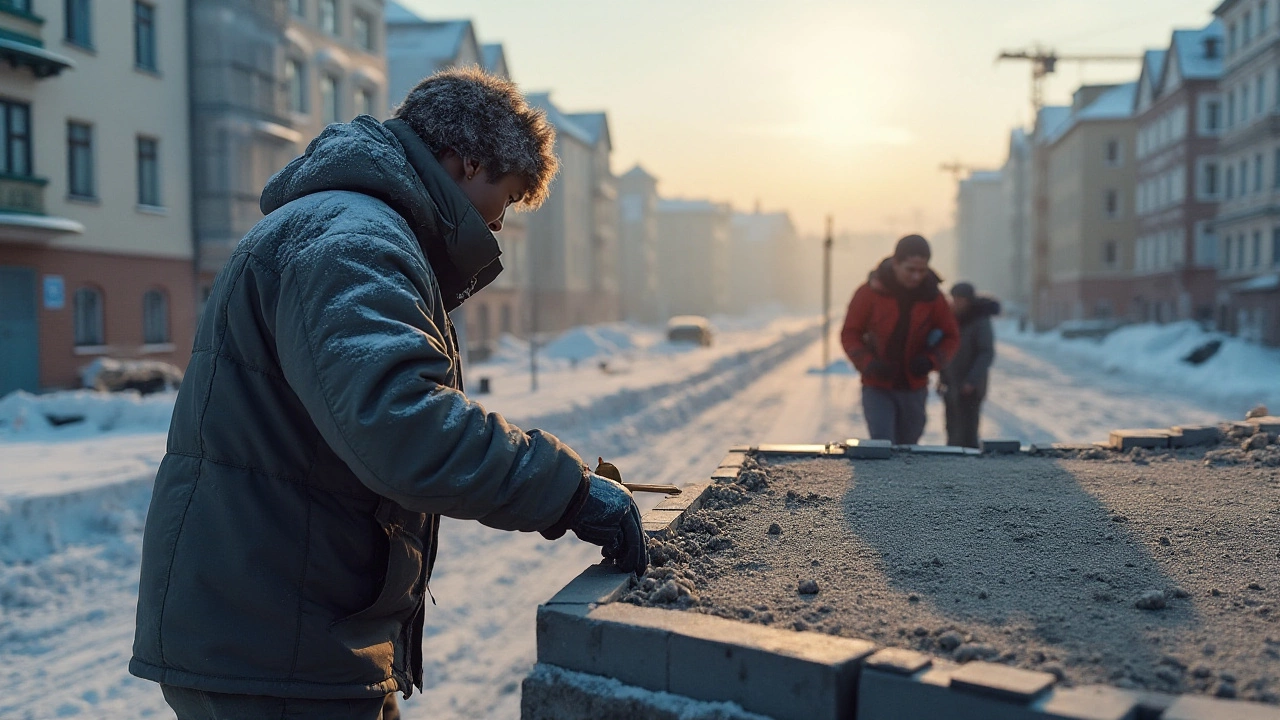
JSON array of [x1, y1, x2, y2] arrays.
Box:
[[329, 499, 425, 647]]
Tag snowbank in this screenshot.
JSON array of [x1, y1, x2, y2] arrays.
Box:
[[0, 389, 176, 440], [1004, 321, 1280, 413]]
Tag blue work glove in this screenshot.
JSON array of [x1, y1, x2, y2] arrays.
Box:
[[570, 474, 648, 576]]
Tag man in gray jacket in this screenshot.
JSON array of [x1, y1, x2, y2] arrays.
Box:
[[130, 69, 646, 719], [939, 282, 1000, 448]]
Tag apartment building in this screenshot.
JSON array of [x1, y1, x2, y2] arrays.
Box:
[[0, 0, 193, 392], [655, 198, 731, 318]]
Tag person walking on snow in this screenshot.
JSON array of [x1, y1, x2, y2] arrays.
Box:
[[130, 68, 647, 720], [939, 282, 1000, 449], [840, 235, 959, 445]]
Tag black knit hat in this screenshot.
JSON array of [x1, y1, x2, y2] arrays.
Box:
[[894, 234, 931, 261], [951, 282, 976, 300]]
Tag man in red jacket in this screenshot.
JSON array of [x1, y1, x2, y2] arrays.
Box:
[[840, 235, 959, 445]]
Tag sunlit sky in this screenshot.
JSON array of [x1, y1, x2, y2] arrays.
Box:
[[405, 0, 1216, 237]]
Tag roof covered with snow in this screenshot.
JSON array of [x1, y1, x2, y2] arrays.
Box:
[[1141, 49, 1168, 93], [482, 43, 507, 76], [1171, 19, 1224, 80], [964, 169, 1004, 184], [621, 164, 657, 182], [657, 198, 729, 214], [1034, 106, 1072, 145], [1042, 83, 1138, 146], [566, 112, 611, 150], [525, 93, 595, 146]]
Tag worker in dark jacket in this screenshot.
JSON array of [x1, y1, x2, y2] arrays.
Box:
[[939, 282, 1000, 448], [130, 68, 647, 720], [841, 235, 960, 445]]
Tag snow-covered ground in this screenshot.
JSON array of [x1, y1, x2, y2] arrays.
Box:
[[0, 318, 1273, 719]]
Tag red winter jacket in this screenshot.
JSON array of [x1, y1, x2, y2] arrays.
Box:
[[840, 260, 960, 391]]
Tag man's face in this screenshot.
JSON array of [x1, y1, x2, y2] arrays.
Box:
[[893, 256, 929, 289], [459, 170, 527, 233], [952, 294, 971, 315]]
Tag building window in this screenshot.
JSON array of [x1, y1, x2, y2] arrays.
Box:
[[353, 9, 374, 51], [1254, 230, 1263, 267], [142, 289, 169, 344], [74, 287, 104, 346], [1265, 2, 1272, 30], [1105, 139, 1121, 166], [67, 122, 94, 199], [1228, 91, 1236, 128], [1246, 10, 1254, 43], [1104, 189, 1119, 218], [355, 87, 374, 118], [64, 0, 92, 48], [1242, 159, 1249, 193], [1104, 240, 1117, 267], [1256, 153, 1264, 193], [137, 136, 160, 206], [1229, 22, 1238, 55], [134, 1, 157, 71], [1273, 227, 1280, 267], [1259, 75, 1267, 114], [319, 0, 337, 36], [285, 58, 306, 112], [0, 100, 32, 177], [320, 74, 339, 125], [1243, 86, 1251, 122], [1239, 235, 1248, 270], [500, 304, 512, 335], [1227, 164, 1236, 198], [2, 0, 32, 12], [289, 0, 305, 17]]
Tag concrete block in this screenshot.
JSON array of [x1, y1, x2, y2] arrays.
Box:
[[949, 661, 1055, 703], [1108, 429, 1171, 451], [653, 482, 710, 514], [521, 663, 765, 720], [982, 439, 1023, 454], [863, 647, 932, 675], [1169, 425, 1221, 448], [1162, 694, 1280, 719], [755, 443, 830, 456], [717, 451, 748, 469], [904, 444, 971, 455], [607, 603, 874, 720], [710, 466, 740, 484], [843, 439, 893, 459], [859, 666, 1138, 720], [1247, 415, 1280, 434], [535, 604, 671, 693], [545, 563, 634, 606], [642, 509, 684, 538]]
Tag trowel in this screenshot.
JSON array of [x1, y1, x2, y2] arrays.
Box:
[[595, 457, 681, 495]]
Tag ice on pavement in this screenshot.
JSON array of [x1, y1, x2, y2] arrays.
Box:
[[0, 318, 1270, 719]]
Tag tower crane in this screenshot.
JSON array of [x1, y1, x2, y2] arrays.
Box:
[[997, 46, 1141, 111]]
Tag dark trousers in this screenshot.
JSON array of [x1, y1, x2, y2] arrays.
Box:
[[943, 391, 984, 448], [861, 386, 928, 445], [161, 685, 400, 720]]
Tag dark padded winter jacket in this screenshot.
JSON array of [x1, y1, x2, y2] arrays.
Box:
[[840, 259, 960, 391], [940, 297, 1000, 397], [130, 116, 589, 700]]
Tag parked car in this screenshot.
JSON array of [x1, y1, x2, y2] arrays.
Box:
[[666, 315, 713, 347]]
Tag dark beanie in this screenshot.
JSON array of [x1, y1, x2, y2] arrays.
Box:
[[894, 234, 931, 261], [951, 282, 976, 299]]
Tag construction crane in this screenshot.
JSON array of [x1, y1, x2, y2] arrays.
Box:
[[939, 160, 972, 182], [997, 46, 1141, 111]]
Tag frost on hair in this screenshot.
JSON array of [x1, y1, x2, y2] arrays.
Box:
[[393, 66, 559, 209]]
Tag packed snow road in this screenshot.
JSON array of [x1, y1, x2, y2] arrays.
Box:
[[0, 324, 1251, 720]]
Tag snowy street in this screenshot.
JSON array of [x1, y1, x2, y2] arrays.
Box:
[[0, 320, 1263, 720]]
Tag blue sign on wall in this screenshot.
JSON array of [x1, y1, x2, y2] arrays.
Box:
[[43, 275, 65, 310]]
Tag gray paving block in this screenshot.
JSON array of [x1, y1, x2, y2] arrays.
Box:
[[844, 439, 893, 459], [1109, 429, 1171, 450], [949, 661, 1055, 703], [859, 667, 1137, 720], [863, 647, 932, 675], [1162, 694, 1280, 719], [646, 605, 874, 720], [905, 444, 971, 455], [755, 443, 830, 455], [653, 482, 710, 514], [1036, 685, 1142, 719], [1248, 415, 1280, 434], [642, 509, 684, 538], [545, 563, 634, 606], [1169, 425, 1222, 448], [717, 451, 748, 468], [535, 604, 671, 693], [982, 439, 1023, 454], [710, 466, 740, 483]]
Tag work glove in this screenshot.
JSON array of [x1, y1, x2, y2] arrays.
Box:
[[570, 474, 648, 576], [863, 359, 892, 381], [908, 354, 933, 377]]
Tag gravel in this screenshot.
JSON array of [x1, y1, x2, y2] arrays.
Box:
[[621, 451, 1280, 704]]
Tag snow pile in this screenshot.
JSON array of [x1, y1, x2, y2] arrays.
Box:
[[806, 357, 856, 375], [539, 324, 637, 362], [1006, 322, 1280, 413], [0, 389, 176, 439]]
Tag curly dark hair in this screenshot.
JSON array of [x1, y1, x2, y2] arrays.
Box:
[[393, 66, 558, 209]]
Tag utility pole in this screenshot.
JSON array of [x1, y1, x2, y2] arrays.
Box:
[[822, 215, 833, 372]]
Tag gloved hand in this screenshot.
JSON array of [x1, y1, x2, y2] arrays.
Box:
[[908, 355, 933, 377], [570, 474, 648, 575], [863, 359, 892, 381]]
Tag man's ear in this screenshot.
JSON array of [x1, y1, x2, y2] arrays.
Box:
[[462, 156, 483, 181]]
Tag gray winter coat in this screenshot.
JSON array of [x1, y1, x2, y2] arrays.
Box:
[[940, 297, 999, 397], [130, 116, 589, 699]]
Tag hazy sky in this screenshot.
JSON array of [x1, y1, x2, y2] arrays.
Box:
[[404, 0, 1216, 237]]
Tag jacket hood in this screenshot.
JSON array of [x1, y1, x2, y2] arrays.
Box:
[[959, 296, 1002, 325], [260, 115, 502, 311], [873, 257, 941, 302]]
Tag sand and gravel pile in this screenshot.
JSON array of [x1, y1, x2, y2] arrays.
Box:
[[621, 450, 1280, 704]]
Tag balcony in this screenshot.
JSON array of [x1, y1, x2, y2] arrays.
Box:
[[0, 175, 84, 243], [0, 27, 74, 78]]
